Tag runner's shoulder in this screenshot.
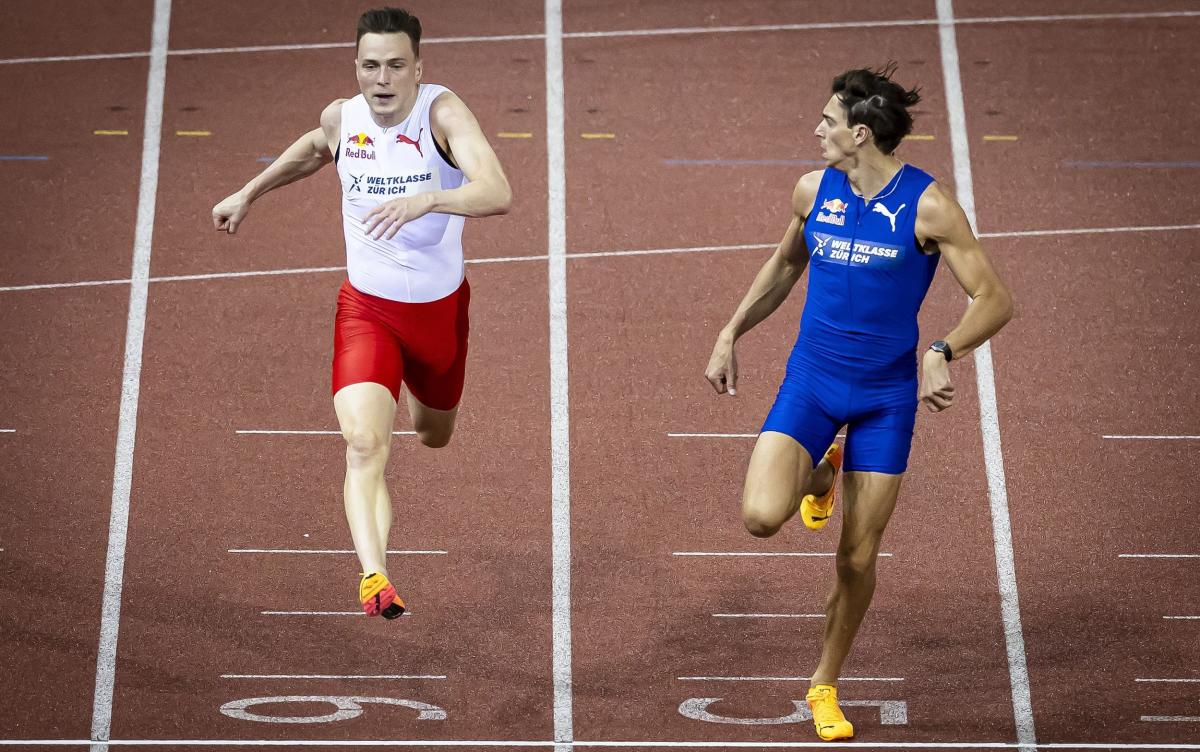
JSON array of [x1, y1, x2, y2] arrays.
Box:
[[320, 98, 350, 131], [792, 169, 826, 219]]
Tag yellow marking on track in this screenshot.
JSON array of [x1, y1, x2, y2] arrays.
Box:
[[176, 130, 212, 137], [984, 134, 1019, 141], [497, 132, 534, 139], [94, 130, 129, 136], [581, 132, 616, 140], [904, 134, 935, 141]]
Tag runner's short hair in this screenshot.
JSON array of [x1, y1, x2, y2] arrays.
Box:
[[357, 7, 422, 56], [831, 64, 921, 154]]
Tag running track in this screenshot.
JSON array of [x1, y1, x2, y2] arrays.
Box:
[[1, 0, 1199, 747]]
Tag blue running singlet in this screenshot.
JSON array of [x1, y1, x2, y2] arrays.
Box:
[[761, 165, 940, 474]]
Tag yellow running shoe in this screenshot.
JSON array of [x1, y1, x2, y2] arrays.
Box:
[[359, 572, 406, 620], [806, 684, 854, 741], [800, 444, 843, 530]]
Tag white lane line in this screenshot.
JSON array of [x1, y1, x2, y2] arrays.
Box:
[[938, 2, 1036, 749], [1164, 616, 1200, 620], [0, 429, 15, 433], [221, 674, 445, 680], [260, 611, 412, 617], [4, 10, 1199, 66], [981, 223, 1200, 239], [1103, 435, 1200, 440], [1142, 717, 1200, 723], [90, 2, 170, 749], [674, 551, 892, 558], [229, 549, 446, 555], [668, 432, 758, 438], [677, 676, 904, 682], [8, 222, 1200, 294], [544, 0, 573, 747], [1120, 554, 1200, 559], [234, 430, 416, 435], [1137, 678, 1200, 683], [712, 613, 823, 618], [7, 741, 1200, 749]]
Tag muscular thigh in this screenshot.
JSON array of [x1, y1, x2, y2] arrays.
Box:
[[843, 379, 918, 474], [398, 279, 471, 412]]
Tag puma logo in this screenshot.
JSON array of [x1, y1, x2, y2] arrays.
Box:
[[396, 127, 424, 157], [872, 201, 906, 232]]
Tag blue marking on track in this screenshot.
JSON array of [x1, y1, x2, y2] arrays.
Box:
[[257, 156, 276, 162], [663, 158, 824, 167], [0, 155, 50, 161], [1066, 160, 1200, 169]]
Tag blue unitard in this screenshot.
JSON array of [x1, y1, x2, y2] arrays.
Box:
[[761, 165, 939, 474]]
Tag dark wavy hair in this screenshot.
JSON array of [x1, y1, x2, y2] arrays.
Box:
[[831, 64, 921, 154], [357, 7, 422, 56]]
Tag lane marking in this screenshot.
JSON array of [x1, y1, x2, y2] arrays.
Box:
[[544, 1, 573, 747], [712, 613, 824, 618], [230, 549, 446, 555], [678, 676, 904, 682], [983, 135, 1018, 141], [674, 551, 892, 558], [10, 221, 1200, 294], [938, 2, 1035, 749], [1164, 616, 1200, 620], [0, 155, 50, 161], [0, 429, 15, 433], [5, 740, 1200, 749], [663, 159, 823, 166], [221, 674, 445, 680], [904, 134, 935, 141], [581, 132, 615, 139], [94, 130, 129, 136], [668, 433, 757, 438], [1143, 717, 1200, 723], [175, 130, 210, 137], [4, 10, 1200, 66], [89, 1, 171, 748], [235, 429, 416, 435], [1103, 435, 1200, 440], [1137, 678, 1200, 683], [981, 223, 1200, 239], [498, 132, 534, 139], [1121, 554, 1200, 559], [1066, 160, 1200, 169]]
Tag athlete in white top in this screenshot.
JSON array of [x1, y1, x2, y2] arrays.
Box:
[[212, 7, 512, 619]]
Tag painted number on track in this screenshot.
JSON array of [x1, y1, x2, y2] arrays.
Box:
[[220, 695, 447, 723], [679, 697, 908, 725]]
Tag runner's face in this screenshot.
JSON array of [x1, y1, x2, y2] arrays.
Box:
[[814, 95, 858, 166], [356, 33, 422, 121]]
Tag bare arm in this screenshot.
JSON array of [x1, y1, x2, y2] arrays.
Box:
[[212, 99, 343, 234], [704, 170, 821, 395], [915, 182, 1015, 411], [363, 92, 512, 239]]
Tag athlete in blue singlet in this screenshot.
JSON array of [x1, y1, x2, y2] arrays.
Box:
[[705, 65, 1013, 741]]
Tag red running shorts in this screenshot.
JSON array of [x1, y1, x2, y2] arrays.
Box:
[[332, 278, 470, 409]]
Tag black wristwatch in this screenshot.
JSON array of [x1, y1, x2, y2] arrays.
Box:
[[929, 340, 953, 362]]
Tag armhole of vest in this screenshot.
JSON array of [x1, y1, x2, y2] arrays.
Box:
[[426, 88, 461, 172], [914, 173, 938, 255]]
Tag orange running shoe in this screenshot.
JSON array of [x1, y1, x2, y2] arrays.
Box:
[[806, 684, 854, 741], [800, 443, 843, 530], [359, 572, 406, 619]]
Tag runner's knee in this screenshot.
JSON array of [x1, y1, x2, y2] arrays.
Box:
[[835, 543, 879, 581], [343, 427, 390, 467], [742, 502, 783, 538], [416, 425, 453, 449]]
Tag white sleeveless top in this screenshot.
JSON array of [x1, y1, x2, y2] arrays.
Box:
[[336, 85, 466, 302]]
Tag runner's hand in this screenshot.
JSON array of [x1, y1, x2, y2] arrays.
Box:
[[919, 349, 955, 412], [212, 191, 251, 234], [705, 335, 739, 396], [364, 194, 434, 241]]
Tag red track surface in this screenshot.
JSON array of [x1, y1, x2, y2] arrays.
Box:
[[1, 0, 1198, 746]]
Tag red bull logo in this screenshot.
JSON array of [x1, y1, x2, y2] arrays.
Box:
[[821, 198, 848, 214], [345, 132, 376, 160]]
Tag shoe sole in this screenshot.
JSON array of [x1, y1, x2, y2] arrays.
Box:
[[360, 576, 405, 618]]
